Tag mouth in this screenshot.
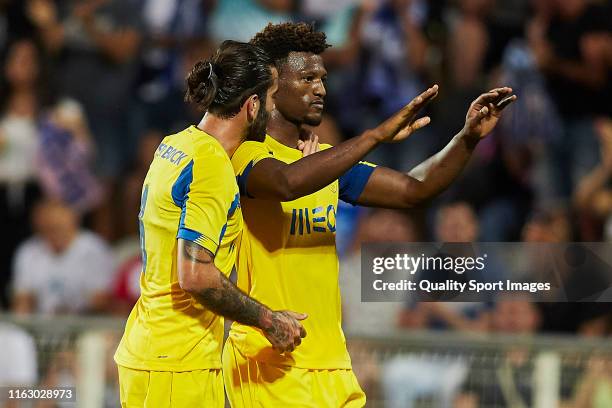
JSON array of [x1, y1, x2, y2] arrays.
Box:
[[310, 101, 324, 110]]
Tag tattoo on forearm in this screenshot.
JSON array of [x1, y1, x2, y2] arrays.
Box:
[[198, 277, 264, 328], [182, 241, 267, 328]]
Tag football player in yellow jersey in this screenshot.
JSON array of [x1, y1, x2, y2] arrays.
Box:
[[114, 41, 308, 408], [222, 23, 517, 407]]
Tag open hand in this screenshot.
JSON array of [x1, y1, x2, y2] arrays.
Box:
[[368, 85, 439, 144], [462, 87, 517, 140]]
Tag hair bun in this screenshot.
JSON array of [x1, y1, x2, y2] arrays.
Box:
[[185, 60, 219, 111]]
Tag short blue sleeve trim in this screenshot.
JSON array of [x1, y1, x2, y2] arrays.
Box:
[[177, 227, 203, 243], [339, 162, 376, 205], [236, 160, 256, 198]]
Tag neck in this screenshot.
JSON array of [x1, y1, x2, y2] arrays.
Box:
[[8, 89, 37, 117], [51, 230, 78, 255], [266, 109, 304, 149], [197, 113, 243, 156]]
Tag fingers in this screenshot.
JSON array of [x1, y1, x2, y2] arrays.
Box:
[[286, 311, 308, 321], [488, 86, 513, 96], [388, 116, 431, 143], [268, 311, 308, 354], [476, 105, 490, 120], [406, 84, 439, 113], [299, 135, 319, 157], [495, 95, 517, 110], [412, 116, 431, 130], [473, 91, 501, 107], [285, 310, 308, 339], [309, 135, 319, 155], [473, 87, 515, 108]]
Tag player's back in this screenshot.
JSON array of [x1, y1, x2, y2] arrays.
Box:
[[115, 126, 242, 372]]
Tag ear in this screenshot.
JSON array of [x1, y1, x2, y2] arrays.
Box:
[[245, 94, 259, 123]]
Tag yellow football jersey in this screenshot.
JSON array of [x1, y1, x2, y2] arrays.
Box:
[[228, 135, 375, 369], [115, 126, 242, 371]]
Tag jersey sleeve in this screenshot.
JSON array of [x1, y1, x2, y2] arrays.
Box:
[[173, 153, 232, 255], [231, 141, 273, 198], [338, 161, 377, 205]]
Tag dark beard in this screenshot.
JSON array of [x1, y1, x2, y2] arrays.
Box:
[[246, 100, 269, 142]]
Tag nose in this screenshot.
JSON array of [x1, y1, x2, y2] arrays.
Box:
[[313, 79, 326, 98]]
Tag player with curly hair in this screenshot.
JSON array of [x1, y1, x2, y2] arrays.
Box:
[[222, 22, 516, 407]]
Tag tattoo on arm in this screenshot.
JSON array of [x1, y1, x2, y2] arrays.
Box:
[[182, 240, 214, 264], [182, 241, 270, 329]]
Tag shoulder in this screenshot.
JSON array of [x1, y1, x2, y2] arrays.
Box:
[[233, 141, 271, 160], [232, 141, 273, 174], [15, 238, 45, 259], [190, 136, 233, 175]]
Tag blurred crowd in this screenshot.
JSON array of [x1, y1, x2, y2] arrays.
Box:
[[0, 0, 611, 406]]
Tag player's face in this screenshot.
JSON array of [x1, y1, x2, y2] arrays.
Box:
[[274, 52, 327, 126], [246, 67, 278, 142]]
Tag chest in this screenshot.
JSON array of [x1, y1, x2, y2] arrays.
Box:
[[282, 186, 338, 236]]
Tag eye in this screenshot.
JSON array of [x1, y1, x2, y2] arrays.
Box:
[[303, 75, 314, 83]]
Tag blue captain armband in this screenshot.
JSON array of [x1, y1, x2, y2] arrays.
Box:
[[339, 162, 376, 205]]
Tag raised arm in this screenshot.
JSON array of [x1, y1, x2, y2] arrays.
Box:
[[177, 239, 306, 352], [245, 85, 439, 201], [355, 87, 517, 208]]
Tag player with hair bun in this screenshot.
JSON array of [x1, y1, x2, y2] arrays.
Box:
[[114, 40, 307, 408]]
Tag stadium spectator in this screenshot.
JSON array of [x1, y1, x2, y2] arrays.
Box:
[[110, 254, 141, 316], [0, 38, 44, 309], [0, 322, 38, 388], [574, 119, 612, 240], [132, 2, 213, 143], [521, 206, 572, 243], [27, 0, 143, 178], [455, 296, 542, 408], [337, 0, 432, 171], [521, 207, 612, 335], [136, 0, 210, 106], [11, 199, 115, 315], [399, 202, 492, 331], [340, 208, 420, 402], [493, 0, 564, 208], [383, 202, 489, 408], [37, 99, 103, 215], [533, 0, 612, 197], [341, 208, 419, 333], [570, 354, 612, 407], [448, 0, 494, 90]]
